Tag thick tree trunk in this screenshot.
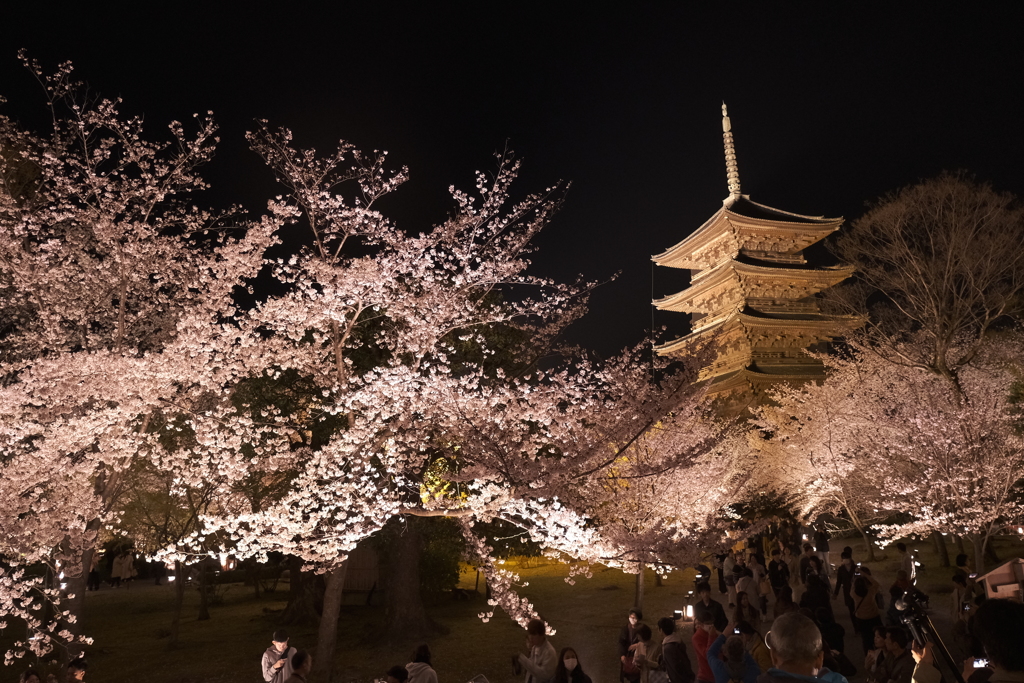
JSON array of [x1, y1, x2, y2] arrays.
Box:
[[312, 562, 348, 682], [634, 562, 645, 612], [383, 523, 436, 641], [169, 560, 186, 648], [985, 537, 1000, 564], [858, 527, 877, 562], [932, 531, 950, 567], [198, 561, 210, 621], [845, 507, 876, 561], [60, 546, 92, 663], [972, 532, 986, 576]]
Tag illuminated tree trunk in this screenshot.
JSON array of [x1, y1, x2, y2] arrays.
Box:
[[312, 562, 348, 681], [198, 560, 210, 621], [60, 545, 92, 663], [383, 523, 436, 640], [169, 560, 186, 648], [634, 561, 645, 612], [932, 531, 950, 567]]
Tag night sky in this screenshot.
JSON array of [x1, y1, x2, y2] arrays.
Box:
[[3, 5, 1023, 358]]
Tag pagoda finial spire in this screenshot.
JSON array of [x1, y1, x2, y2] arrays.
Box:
[[722, 102, 741, 198]]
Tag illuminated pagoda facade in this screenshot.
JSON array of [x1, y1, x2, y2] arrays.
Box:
[[652, 105, 859, 402]]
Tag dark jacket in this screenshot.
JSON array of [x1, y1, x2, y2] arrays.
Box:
[[660, 633, 695, 683], [799, 584, 834, 622], [834, 564, 855, 601], [886, 651, 914, 683], [769, 560, 790, 589], [620, 623, 642, 657], [694, 597, 729, 633]]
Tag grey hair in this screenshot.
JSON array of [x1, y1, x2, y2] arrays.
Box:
[[767, 613, 822, 664]]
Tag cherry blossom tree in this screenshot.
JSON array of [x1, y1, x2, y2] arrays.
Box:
[[0, 55, 275, 663], [757, 338, 1024, 571], [145, 125, 747, 673], [2, 58, 748, 675]]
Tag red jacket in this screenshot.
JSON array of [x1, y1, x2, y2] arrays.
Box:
[[692, 628, 713, 683]]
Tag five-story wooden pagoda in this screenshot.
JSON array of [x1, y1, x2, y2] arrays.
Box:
[[652, 105, 859, 402]]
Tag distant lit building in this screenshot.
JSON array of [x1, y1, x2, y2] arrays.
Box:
[[652, 105, 859, 407]]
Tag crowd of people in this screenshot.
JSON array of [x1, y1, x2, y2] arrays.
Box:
[[11, 533, 1017, 683]]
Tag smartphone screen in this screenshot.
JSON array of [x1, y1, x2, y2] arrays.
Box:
[[974, 659, 989, 669]]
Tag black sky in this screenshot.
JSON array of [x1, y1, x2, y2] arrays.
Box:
[[3, 4, 1023, 357]]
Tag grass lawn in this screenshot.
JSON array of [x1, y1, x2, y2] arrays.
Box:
[[4, 534, 1022, 683]]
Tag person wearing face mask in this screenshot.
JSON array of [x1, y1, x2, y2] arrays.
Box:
[[555, 648, 593, 683], [621, 610, 646, 658]]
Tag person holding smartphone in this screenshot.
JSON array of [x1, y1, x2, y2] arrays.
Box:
[[262, 629, 297, 683]]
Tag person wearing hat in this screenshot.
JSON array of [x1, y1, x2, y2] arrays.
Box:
[[263, 629, 297, 683]]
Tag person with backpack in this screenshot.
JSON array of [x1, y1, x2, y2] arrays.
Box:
[[655, 617, 694, 683]]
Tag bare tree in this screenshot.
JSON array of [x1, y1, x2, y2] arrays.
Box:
[[829, 173, 1024, 393]]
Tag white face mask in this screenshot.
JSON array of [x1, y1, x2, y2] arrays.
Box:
[[564, 658, 578, 672]]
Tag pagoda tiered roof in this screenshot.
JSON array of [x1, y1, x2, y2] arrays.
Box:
[[653, 308, 862, 357], [651, 196, 844, 271], [653, 258, 855, 314]]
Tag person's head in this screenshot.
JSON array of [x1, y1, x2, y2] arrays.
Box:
[[807, 556, 822, 573], [896, 542, 907, 553], [771, 549, 780, 559], [272, 629, 289, 652], [802, 543, 813, 554], [873, 625, 887, 650], [527, 618, 548, 647], [657, 617, 676, 636], [840, 550, 852, 566], [20, 669, 41, 683], [973, 598, 1024, 671], [628, 609, 643, 625], [413, 644, 432, 665], [292, 651, 312, 676], [853, 576, 869, 598], [779, 585, 794, 605], [636, 624, 652, 643], [736, 620, 759, 645], [386, 666, 409, 683], [884, 627, 908, 654], [557, 647, 583, 678], [766, 613, 824, 675], [737, 591, 750, 608], [693, 613, 712, 631], [956, 553, 970, 568], [783, 546, 793, 558], [67, 659, 87, 681], [724, 635, 746, 663], [696, 582, 711, 599], [843, 546, 853, 556]]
